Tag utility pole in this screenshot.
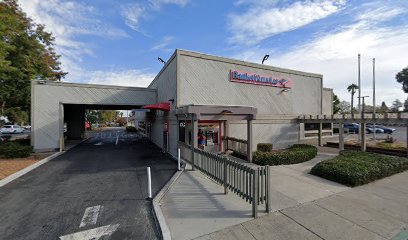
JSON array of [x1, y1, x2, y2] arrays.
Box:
[[372, 58, 376, 142], [358, 54, 361, 142]]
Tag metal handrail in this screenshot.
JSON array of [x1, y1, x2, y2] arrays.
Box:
[[178, 142, 270, 218]]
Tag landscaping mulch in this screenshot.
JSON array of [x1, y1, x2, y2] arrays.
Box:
[[0, 154, 52, 180]]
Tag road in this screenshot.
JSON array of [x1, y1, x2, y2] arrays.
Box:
[[0, 128, 177, 240]]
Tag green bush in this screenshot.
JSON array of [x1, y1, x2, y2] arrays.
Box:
[[257, 143, 273, 152], [253, 144, 317, 166], [125, 126, 137, 132], [310, 150, 408, 187], [0, 142, 33, 158]]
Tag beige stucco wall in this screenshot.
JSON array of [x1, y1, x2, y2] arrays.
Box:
[[177, 50, 323, 115]]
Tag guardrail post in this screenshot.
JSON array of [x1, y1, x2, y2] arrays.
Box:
[[147, 167, 152, 200], [223, 157, 228, 194], [252, 168, 259, 218], [266, 166, 271, 212], [178, 148, 181, 171]]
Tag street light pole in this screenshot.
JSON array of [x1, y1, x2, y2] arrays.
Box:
[[358, 96, 369, 152], [358, 54, 361, 142], [358, 96, 370, 119], [372, 58, 376, 142]]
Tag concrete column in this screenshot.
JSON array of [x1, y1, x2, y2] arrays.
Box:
[[224, 120, 229, 151], [247, 119, 253, 163], [219, 121, 223, 152], [191, 114, 198, 170], [59, 104, 65, 152], [361, 122, 366, 152], [339, 122, 344, 151], [184, 120, 189, 144], [318, 122, 323, 147]]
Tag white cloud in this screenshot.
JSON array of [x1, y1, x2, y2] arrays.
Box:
[[121, 0, 189, 31], [233, 3, 408, 106], [17, 0, 157, 88], [86, 69, 156, 88], [121, 3, 146, 31], [151, 36, 174, 51], [228, 0, 347, 45], [149, 0, 189, 9]]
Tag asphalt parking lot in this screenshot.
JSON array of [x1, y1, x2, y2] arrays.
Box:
[[344, 126, 406, 143], [0, 128, 177, 240]]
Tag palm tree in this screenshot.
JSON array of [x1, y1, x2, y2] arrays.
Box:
[[347, 84, 359, 116]]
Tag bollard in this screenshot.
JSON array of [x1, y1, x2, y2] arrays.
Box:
[[147, 167, 152, 200], [178, 148, 181, 171]]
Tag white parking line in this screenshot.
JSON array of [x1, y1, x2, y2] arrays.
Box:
[[59, 224, 119, 240], [79, 205, 102, 228], [115, 136, 119, 145]]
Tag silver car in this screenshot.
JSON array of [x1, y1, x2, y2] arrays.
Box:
[[0, 125, 24, 134]]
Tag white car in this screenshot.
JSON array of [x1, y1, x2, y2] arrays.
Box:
[[0, 125, 24, 134]]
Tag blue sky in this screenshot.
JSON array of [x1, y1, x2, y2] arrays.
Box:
[[20, 0, 408, 106]]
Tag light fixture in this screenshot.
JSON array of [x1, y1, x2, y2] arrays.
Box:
[[281, 89, 289, 92], [262, 55, 269, 64], [221, 110, 233, 114], [158, 57, 166, 64]]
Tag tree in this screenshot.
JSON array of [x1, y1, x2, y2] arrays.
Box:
[[390, 99, 402, 112], [333, 94, 340, 114], [347, 84, 359, 115], [338, 101, 351, 114], [0, 0, 66, 123], [396, 66, 408, 93], [85, 110, 100, 125], [379, 101, 389, 113], [404, 98, 408, 112]]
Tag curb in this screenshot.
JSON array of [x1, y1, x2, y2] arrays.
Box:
[[152, 161, 185, 240], [0, 139, 86, 188], [0, 151, 63, 188]]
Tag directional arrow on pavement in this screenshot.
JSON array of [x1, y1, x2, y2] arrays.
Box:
[[59, 224, 119, 240]]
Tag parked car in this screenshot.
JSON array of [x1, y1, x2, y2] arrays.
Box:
[[366, 126, 384, 134], [0, 125, 24, 134], [371, 125, 396, 134], [23, 125, 31, 131], [343, 123, 359, 133]]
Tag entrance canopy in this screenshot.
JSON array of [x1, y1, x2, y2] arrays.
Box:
[[176, 104, 257, 163], [142, 102, 170, 111]]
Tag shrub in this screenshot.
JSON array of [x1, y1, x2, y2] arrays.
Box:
[[126, 126, 137, 132], [310, 150, 408, 187], [253, 144, 317, 166], [0, 142, 33, 158], [257, 143, 273, 152]]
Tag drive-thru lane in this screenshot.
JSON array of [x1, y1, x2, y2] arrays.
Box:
[[0, 128, 177, 240]]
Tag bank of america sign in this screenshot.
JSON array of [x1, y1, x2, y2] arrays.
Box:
[[230, 70, 292, 88]]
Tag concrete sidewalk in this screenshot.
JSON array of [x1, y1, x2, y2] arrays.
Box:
[[196, 170, 408, 240], [160, 153, 352, 240]]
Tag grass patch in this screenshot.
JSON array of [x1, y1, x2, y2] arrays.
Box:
[[253, 144, 317, 166], [310, 151, 408, 187], [0, 141, 33, 158]]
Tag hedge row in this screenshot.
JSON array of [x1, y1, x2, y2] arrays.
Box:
[[0, 142, 33, 158], [310, 150, 408, 187], [125, 126, 137, 132], [257, 143, 273, 152], [253, 144, 317, 166]]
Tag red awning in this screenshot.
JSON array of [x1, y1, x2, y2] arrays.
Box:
[[142, 102, 170, 111]]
